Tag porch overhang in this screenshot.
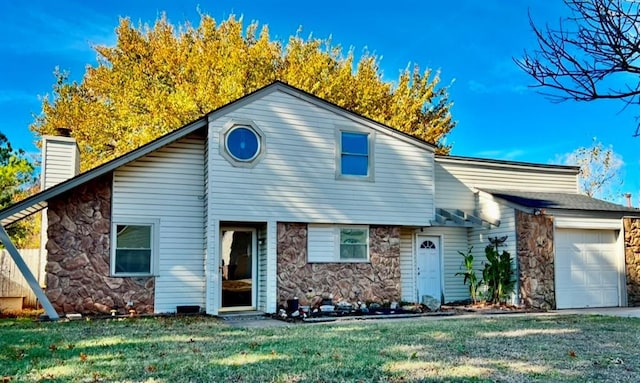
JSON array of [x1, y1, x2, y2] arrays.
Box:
[[1, 201, 48, 227], [431, 207, 500, 228]]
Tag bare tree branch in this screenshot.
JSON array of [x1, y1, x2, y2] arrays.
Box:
[[515, 0, 640, 136]]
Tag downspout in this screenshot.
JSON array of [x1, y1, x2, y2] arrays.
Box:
[[0, 225, 59, 320]]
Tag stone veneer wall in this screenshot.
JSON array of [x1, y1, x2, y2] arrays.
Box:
[[516, 210, 555, 310], [624, 217, 640, 306], [45, 174, 154, 314], [277, 223, 401, 306]]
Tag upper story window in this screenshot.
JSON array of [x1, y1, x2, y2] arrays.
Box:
[[337, 129, 374, 180], [220, 120, 265, 168], [226, 126, 260, 161]]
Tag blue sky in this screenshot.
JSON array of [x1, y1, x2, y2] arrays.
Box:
[[1, 0, 637, 203]]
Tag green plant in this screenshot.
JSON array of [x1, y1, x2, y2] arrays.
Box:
[[482, 237, 515, 304], [455, 246, 481, 304]]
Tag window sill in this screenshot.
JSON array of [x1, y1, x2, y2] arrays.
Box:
[[111, 273, 155, 278], [335, 174, 374, 182], [308, 259, 370, 264]]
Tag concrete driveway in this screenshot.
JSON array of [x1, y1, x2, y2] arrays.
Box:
[[552, 307, 640, 318]]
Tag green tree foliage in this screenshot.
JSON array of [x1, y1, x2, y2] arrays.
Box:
[[0, 132, 37, 247], [32, 14, 455, 170]]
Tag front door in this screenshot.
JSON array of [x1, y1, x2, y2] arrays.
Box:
[[416, 235, 442, 302], [220, 228, 257, 310]]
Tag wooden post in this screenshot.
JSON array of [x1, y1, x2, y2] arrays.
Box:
[[0, 225, 59, 320]]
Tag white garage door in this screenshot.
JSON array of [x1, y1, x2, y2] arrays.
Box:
[[555, 229, 620, 309]]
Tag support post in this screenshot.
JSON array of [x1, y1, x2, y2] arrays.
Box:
[[0, 225, 59, 320]]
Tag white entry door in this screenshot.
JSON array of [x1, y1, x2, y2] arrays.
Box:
[[416, 235, 442, 302]]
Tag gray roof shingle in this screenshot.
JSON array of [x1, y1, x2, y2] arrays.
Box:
[[480, 189, 640, 213]]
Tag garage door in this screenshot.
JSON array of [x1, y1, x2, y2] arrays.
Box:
[[555, 229, 620, 309]]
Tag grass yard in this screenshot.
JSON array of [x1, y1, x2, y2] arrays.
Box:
[[0, 314, 639, 382]]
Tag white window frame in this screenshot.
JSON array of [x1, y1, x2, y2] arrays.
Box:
[[111, 218, 160, 277], [337, 225, 370, 262], [307, 224, 370, 263], [335, 126, 375, 181]]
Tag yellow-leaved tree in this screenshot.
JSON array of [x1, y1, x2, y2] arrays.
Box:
[[32, 14, 455, 170]]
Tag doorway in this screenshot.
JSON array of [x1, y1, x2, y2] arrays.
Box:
[[220, 228, 257, 310], [416, 235, 442, 302]]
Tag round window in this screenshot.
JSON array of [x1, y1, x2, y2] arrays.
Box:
[[225, 126, 260, 162]]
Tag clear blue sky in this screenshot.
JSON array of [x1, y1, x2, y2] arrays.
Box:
[[1, 0, 637, 203]]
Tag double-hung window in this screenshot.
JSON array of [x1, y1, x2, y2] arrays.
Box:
[[307, 224, 370, 263], [338, 129, 374, 180], [112, 220, 158, 276], [339, 226, 369, 261]]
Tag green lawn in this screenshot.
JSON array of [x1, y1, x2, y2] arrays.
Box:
[[1, 314, 638, 382]]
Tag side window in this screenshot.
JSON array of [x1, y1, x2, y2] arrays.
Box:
[[339, 226, 369, 261], [307, 224, 370, 263], [337, 129, 374, 180], [112, 221, 157, 276]]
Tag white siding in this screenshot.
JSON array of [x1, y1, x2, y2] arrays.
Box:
[[41, 136, 80, 189], [257, 226, 267, 311], [308, 225, 337, 262], [204, 137, 217, 315], [435, 159, 578, 210], [265, 220, 278, 313], [554, 216, 622, 230], [207, 90, 435, 226], [434, 162, 476, 211], [399, 228, 415, 302], [112, 136, 205, 313]]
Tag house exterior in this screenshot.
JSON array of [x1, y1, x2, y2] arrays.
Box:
[[1, 81, 639, 318]]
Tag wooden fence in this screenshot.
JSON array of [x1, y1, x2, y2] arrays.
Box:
[[0, 249, 42, 308]]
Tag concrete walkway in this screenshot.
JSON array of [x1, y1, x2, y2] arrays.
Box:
[[221, 307, 640, 329]]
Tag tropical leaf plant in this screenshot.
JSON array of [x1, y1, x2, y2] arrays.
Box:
[[482, 237, 515, 304], [455, 246, 481, 304]]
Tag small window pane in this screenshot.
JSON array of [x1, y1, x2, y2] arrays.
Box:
[[420, 240, 436, 249], [341, 155, 369, 176], [341, 132, 368, 155], [340, 228, 367, 244], [340, 244, 367, 260], [226, 126, 260, 161], [117, 225, 150, 248], [115, 249, 151, 273]]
